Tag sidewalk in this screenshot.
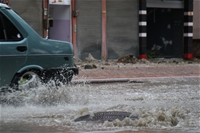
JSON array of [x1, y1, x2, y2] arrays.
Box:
[[72, 59, 200, 83]]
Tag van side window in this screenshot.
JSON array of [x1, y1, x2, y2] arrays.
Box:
[[0, 13, 5, 40], [0, 12, 23, 41]]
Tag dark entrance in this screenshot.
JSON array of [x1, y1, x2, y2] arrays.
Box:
[[147, 8, 183, 58]]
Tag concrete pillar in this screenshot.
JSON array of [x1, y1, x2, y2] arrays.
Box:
[[184, 0, 194, 59], [139, 0, 147, 59]]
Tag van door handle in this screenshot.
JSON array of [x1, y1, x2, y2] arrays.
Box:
[[16, 46, 27, 52]]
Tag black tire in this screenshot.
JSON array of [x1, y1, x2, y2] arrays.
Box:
[[11, 70, 42, 90]]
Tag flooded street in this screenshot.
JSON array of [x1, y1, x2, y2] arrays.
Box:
[[0, 77, 200, 133]]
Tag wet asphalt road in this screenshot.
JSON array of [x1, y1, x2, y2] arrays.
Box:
[[0, 77, 200, 133]]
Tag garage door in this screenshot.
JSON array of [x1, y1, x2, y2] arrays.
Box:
[[107, 0, 138, 59], [9, 0, 43, 36], [76, 0, 102, 60]]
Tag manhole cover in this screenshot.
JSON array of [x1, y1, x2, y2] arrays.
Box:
[[74, 111, 138, 122]]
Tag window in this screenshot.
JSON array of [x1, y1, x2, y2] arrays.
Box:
[[0, 12, 23, 41], [0, 13, 5, 40]]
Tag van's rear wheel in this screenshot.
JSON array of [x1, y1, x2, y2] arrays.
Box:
[[12, 70, 42, 90]]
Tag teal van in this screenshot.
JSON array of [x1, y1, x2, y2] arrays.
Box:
[[0, 3, 78, 89]]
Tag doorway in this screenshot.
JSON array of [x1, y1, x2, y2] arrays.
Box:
[[147, 8, 183, 58], [49, 5, 71, 42]]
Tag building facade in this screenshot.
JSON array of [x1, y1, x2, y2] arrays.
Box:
[[9, 0, 43, 36], [5, 0, 200, 59]]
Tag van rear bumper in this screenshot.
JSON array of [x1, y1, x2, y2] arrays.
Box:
[[67, 66, 79, 75], [44, 66, 78, 76], [42, 66, 79, 83]]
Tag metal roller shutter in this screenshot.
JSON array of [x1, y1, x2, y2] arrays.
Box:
[[9, 0, 43, 36], [107, 0, 138, 59], [76, 0, 102, 60]]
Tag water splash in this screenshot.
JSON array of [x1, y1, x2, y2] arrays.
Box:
[[0, 77, 200, 132]]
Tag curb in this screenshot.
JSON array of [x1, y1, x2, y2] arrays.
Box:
[[72, 75, 200, 84]]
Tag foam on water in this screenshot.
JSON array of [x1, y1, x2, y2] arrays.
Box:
[[0, 77, 200, 132]]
